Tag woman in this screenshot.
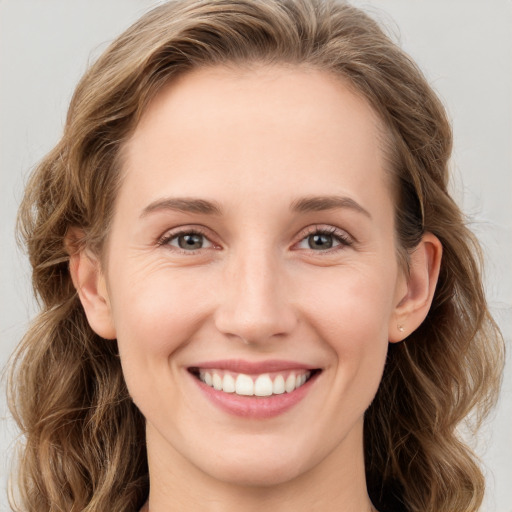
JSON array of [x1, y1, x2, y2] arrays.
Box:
[[8, 0, 505, 511]]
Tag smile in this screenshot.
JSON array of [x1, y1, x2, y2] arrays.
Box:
[[197, 369, 312, 397], [188, 361, 321, 418]]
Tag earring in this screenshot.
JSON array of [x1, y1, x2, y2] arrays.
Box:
[[397, 324, 405, 333]]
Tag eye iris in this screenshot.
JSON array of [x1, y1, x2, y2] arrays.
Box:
[[178, 233, 203, 250], [308, 233, 333, 250]]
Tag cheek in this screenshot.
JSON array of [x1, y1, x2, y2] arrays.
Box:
[[106, 267, 212, 417], [107, 264, 210, 369], [296, 266, 395, 398], [299, 265, 397, 343]]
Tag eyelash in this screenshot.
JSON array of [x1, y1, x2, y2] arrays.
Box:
[[297, 225, 353, 252], [157, 226, 214, 254], [157, 225, 353, 254]]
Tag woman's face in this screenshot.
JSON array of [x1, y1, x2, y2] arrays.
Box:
[[97, 66, 409, 486]]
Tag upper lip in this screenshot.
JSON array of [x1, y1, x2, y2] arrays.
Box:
[[188, 359, 319, 374]]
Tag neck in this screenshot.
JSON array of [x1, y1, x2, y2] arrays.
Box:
[[144, 420, 375, 512]]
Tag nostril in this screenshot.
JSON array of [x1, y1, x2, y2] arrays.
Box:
[[214, 309, 299, 345]]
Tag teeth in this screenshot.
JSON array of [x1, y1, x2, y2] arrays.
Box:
[[235, 374, 254, 396], [254, 374, 273, 396], [285, 374, 296, 393], [212, 373, 222, 390], [273, 374, 285, 394], [223, 373, 235, 393], [198, 370, 311, 396]]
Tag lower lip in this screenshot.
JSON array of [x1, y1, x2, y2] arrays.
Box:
[[191, 372, 319, 419]]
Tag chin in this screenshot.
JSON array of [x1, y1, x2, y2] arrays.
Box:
[[192, 440, 318, 489], [205, 459, 306, 488]]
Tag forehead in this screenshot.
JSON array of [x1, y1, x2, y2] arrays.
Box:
[[120, 65, 392, 215]]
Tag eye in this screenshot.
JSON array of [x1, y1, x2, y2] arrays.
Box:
[[295, 227, 352, 251], [160, 230, 214, 251]]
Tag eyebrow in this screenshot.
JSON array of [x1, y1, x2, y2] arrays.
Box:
[[141, 197, 223, 217], [140, 194, 371, 219], [290, 195, 372, 218]]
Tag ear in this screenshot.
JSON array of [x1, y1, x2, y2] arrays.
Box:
[[66, 229, 117, 340], [388, 232, 442, 343]]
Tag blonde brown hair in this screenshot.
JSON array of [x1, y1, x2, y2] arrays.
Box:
[[9, 0, 504, 511]]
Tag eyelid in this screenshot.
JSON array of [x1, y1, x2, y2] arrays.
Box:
[[157, 225, 220, 252], [156, 223, 353, 254], [293, 224, 354, 250]]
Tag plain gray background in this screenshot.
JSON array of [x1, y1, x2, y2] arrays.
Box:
[[1, 1, 511, 510]]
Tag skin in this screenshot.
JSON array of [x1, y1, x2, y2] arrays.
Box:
[[72, 65, 442, 512]]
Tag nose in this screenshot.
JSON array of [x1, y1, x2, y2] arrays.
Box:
[[214, 247, 298, 345]]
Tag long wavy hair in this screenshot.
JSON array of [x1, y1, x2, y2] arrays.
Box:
[[9, 0, 504, 511]]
